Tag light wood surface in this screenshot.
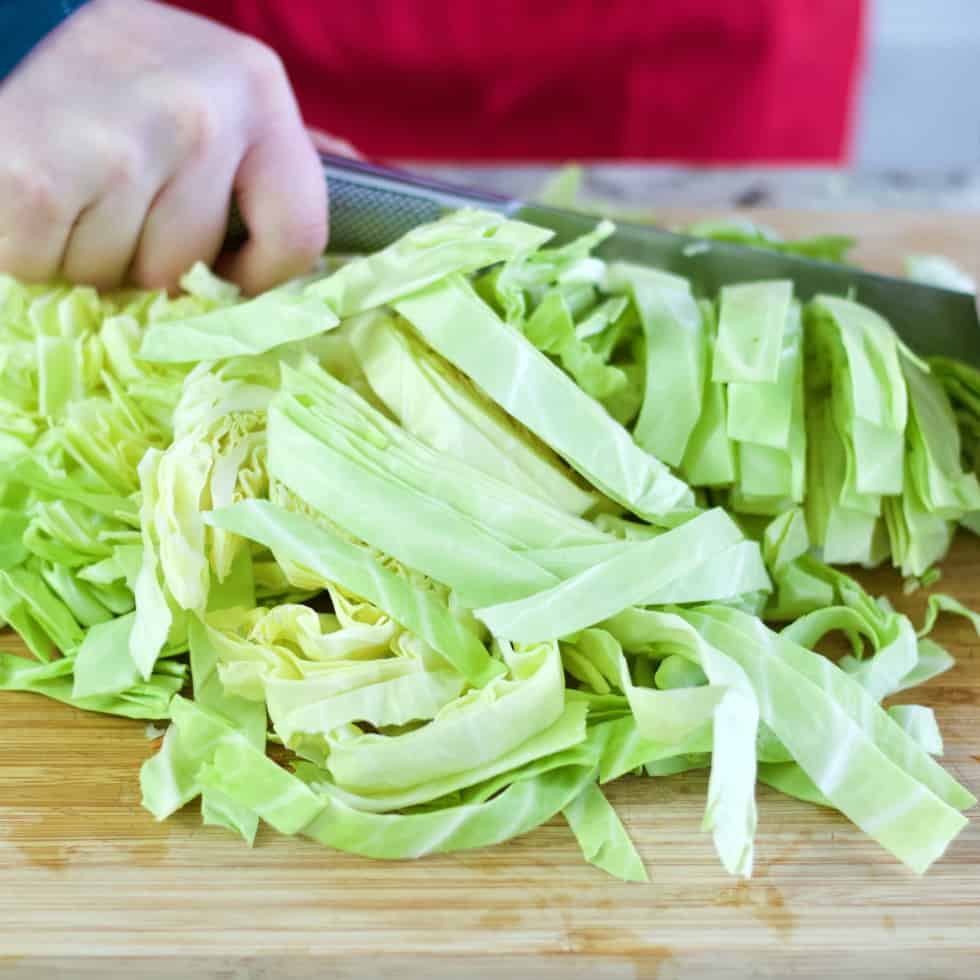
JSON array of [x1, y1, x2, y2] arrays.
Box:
[[1, 210, 979, 980]]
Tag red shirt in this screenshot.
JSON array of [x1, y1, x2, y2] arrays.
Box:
[[170, 1, 865, 163]]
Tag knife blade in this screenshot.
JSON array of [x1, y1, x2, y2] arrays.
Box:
[[517, 202, 980, 366], [286, 154, 980, 366]]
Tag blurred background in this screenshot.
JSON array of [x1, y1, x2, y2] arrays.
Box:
[[855, 0, 980, 170], [175, 0, 980, 168], [174, 0, 980, 209]]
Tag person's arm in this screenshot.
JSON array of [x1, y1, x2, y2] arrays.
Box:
[[0, 0, 326, 293], [0, 0, 91, 80]]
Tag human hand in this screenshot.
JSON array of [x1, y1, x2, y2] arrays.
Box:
[[0, 0, 328, 293], [307, 127, 361, 160]]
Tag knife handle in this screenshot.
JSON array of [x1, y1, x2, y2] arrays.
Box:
[[225, 153, 517, 255]]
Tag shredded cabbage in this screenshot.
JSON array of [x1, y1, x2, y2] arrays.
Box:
[[1, 208, 976, 884]]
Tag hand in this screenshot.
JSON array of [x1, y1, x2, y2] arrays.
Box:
[[308, 127, 361, 160], [0, 0, 328, 293]]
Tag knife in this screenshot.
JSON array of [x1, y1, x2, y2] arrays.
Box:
[[247, 153, 980, 366]]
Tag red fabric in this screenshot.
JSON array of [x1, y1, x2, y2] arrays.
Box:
[[168, 0, 865, 163]]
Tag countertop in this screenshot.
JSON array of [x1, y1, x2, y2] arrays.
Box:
[[407, 164, 980, 212], [1, 201, 978, 980]]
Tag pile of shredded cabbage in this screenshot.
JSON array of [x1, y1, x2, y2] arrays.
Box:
[[1, 209, 978, 882]]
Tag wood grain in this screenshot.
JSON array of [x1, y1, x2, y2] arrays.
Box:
[[1, 209, 979, 979]]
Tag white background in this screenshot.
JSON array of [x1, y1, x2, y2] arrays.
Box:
[[854, 0, 980, 168]]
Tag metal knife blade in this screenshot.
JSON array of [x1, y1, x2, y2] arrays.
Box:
[[308, 154, 980, 366], [516, 202, 980, 365]]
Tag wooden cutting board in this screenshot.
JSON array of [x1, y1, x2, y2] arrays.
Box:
[[1, 209, 978, 980]]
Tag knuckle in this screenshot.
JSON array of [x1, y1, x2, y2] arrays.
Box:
[[132, 266, 172, 292], [0, 163, 62, 226], [158, 90, 221, 159], [0, 237, 52, 282], [282, 210, 327, 262], [238, 38, 287, 94], [0, 243, 27, 280], [128, 250, 169, 292], [77, 265, 125, 292], [105, 140, 144, 189]]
